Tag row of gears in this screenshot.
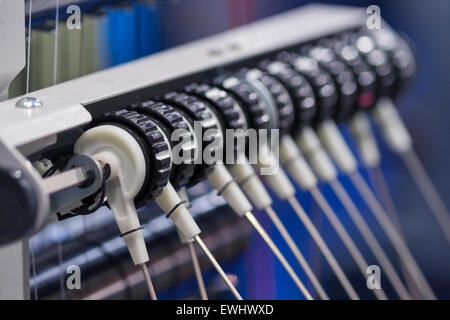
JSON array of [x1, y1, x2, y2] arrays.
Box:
[[73, 27, 415, 215]]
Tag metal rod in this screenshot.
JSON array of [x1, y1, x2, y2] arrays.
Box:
[[401, 149, 450, 245], [326, 180, 411, 300], [42, 167, 88, 194], [194, 235, 243, 300], [348, 171, 436, 299], [188, 241, 208, 300], [141, 263, 157, 300], [30, 237, 38, 300], [287, 196, 359, 300], [367, 165, 421, 299], [53, 0, 60, 86], [244, 211, 313, 300], [309, 187, 388, 300], [264, 206, 329, 300], [26, 0, 33, 93]]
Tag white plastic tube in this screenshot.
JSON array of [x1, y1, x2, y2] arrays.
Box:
[[279, 135, 318, 190], [207, 163, 253, 216]]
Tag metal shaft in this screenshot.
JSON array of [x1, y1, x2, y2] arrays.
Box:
[[141, 263, 157, 300], [188, 241, 208, 300], [327, 180, 411, 300], [402, 150, 450, 245], [264, 206, 329, 300], [349, 171, 436, 300], [244, 211, 313, 300], [287, 197, 359, 300], [194, 235, 243, 300], [367, 165, 421, 299], [310, 187, 388, 300]]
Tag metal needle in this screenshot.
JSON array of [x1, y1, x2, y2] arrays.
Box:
[[349, 170, 436, 300], [244, 211, 313, 300], [327, 180, 411, 300], [194, 235, 243, 300], [188, 241, 208, 300], [287, 196, 359, 300], [310, 186, 389, 300], [402, 150, 450, 245], [264, 206, 329, 300], [141, 263, 157, 300]]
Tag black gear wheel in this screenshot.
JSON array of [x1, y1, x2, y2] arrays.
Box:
[[319, 36, 378, 113], [161, 92, 222, 187], [214, 74, 271, 130], [91, 109, 171, 205], [277, 51, 338, 125], [302, 44, 359, 121], [341, 30, 396, 98], [185, 83, 250, 161], [259, 59, 316, 129], [253, 71, 295, 135], [130, 100, 196, 188]]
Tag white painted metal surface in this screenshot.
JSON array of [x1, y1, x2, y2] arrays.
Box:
[[0, 4, 366, 150]]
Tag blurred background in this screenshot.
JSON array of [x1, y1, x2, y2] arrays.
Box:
[[17, 0, 450, 299]]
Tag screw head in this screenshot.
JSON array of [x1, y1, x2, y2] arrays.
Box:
[[15, 97, 43, 109]]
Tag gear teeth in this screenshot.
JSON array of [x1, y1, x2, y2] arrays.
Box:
[[185, 83, 249, 160], [131, 100, 196, 188], [92, 109, 172, 205], [162, 92, 222, 187], [260, 59, 317, 129], [257, 72, 295, 135], [214, 75, 271, 130]]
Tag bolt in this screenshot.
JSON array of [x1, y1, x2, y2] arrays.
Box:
[[13, 170, 22, 179], [15, 97, 43, 109]]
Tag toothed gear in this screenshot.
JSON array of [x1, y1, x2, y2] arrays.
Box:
[[130, 100, 196, 188], [161, 92, 221, 187], [319, 36, 378, 111], [342, 30, 396, 98], [359, 27, 416, 96], [254, 71, 295, 135], [277, 51, 338, 124], [185, 83, 250, 160], [304, 45, 359, 121], [260, 59, 316, 128], [185, 83, 248, 131], [214, 75, 271, 130], [92, 109, 171, 205]]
